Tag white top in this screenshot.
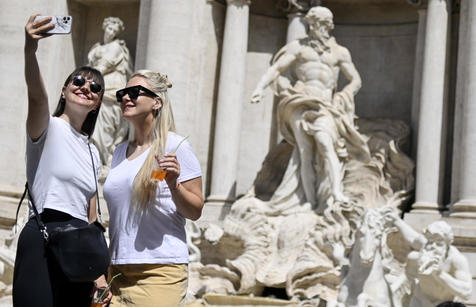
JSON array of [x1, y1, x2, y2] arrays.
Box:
[[26, 116, 100, 223], [103, 132, 202, 265]]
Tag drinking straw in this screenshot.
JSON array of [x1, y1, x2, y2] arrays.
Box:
[[172, 136, 189, 154], [98, 273, 122, 301]]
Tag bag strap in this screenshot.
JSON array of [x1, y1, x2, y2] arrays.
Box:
[[14, 183, 49, 241], [14, 183, 48, 241], [14, 183, 28, 231], [14, 142, 103, 238], [27, 183, 49, 241], [87, 142, 103, 223]]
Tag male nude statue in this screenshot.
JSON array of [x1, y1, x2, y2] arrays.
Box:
[[251, 6, 369, 207], [384, 213, 472, 307]]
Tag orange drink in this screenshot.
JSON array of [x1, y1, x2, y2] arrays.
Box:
[[90, 287, 108, 306], [150, 136, 189, 182], [151, 168, 167, 181]]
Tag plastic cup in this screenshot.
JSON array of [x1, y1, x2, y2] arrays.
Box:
[[151, 167, 167, 181], [150, 136, 189, 182], [151, 153, 166, 182], [90, 287, 108, 307]]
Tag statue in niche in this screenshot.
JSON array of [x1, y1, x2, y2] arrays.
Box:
[[251, 6, 370, 206], [187, 5, 415, 304], [88, 17, 132, 177], [384, 213, 472, 307]]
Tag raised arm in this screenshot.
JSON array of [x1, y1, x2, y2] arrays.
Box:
[[250, 42, 299, 104], [24, 14, 54, 141], [384, 210, 426, 250]]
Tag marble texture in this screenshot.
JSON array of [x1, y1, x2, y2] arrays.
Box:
[[89, 16, 132, 175], [207, 0, 251, 206], [1, 1, 476, 306], [187, 6, 416, 304], [450, 0, 476, 217], [412, 0, 450, 213]]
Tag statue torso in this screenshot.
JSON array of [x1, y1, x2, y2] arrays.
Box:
[[292, 40, 340, 100]]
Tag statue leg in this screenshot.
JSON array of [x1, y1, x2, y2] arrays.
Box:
[[292, 120, 317, 206], [314, 131, 348, 203]]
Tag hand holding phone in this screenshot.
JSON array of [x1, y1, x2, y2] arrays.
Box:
[[33, 15, 72, 35]]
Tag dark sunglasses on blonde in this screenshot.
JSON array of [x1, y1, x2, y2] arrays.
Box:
[[72, 75, 102, 94], [115, 85, 158, 103]]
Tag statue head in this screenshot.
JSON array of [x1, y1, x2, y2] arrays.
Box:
[[102, 17, 125, 43], [305, 6, 334, 40], [418, 221, 453, 272], [358, 209, 388, 265], [424, 221, 454, 246]]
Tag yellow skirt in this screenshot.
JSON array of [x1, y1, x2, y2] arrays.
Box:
[[109, 263, 188, 307]]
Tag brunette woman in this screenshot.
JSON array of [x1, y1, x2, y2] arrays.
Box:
[[13, 14, 111, 307]]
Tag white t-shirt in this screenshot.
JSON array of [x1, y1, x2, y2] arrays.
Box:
[[103, 132, 202, 265], [26, 116, 100, 222]]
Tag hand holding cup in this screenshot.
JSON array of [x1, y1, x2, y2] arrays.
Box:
[[150, 136, 188, 183]]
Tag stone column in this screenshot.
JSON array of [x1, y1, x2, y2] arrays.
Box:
[[135, 0, 196, 133], [206, 0, 251, 216], [286, 12, 307, 43], [450, 0, 476, 217], [284, 0, 321, 43], [411, 0, 450, 213], [410, 8, 426, 160]]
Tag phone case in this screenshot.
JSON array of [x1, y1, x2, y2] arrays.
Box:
[[34, 16, 72, 34]]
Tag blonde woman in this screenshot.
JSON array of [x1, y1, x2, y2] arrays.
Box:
[[103, 70, 204, 306]]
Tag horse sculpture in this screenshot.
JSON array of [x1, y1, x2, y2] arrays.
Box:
[[328, 208, 409, 307]]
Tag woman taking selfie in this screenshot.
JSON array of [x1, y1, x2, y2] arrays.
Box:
[[104, 70, 204, 306], [13, 14, 110, 306]]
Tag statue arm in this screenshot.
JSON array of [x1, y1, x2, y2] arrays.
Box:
[[88, 41, 124, 75], [338, 46, 362, 97], [435, 250, 472, 299], [250, 44, 298, 104], [384, 211, 426, 250]]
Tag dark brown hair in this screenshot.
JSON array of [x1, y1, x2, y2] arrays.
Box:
[[52, 66, 105, 137]]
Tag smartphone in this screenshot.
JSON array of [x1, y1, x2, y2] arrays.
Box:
[[33, 15, 72, 34]]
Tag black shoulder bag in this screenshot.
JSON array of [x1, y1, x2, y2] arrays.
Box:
[[16, 142, 110, 282]]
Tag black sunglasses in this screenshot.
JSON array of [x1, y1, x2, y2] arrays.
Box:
[[72, 75, 102, 94], [116, 85, 158, 102]]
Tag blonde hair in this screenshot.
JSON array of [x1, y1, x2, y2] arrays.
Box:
[[131, 70, 175, 209]]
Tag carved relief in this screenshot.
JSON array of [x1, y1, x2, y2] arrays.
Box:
[[187, 6, 423, 305]]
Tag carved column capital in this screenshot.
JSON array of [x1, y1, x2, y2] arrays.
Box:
[[226, 0, 251, 6]]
